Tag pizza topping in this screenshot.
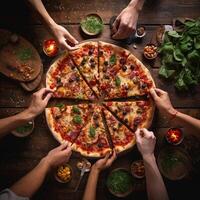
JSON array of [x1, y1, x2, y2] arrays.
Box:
[[104, 61, 109, 66], [99, 51, 103, 56], [73, 115, 82, 124], [109, 54, 116, 65], [88, 48, 94, 55], [134, 117, 141, 127], [115, 76, 121, 87], [122, 65, 127, 72], [89, 126, 96, 138], [130, 65, 135, 70], [72, 106, 81, 114], [81, 57, 87, 66], [119, 58, 126, 65]]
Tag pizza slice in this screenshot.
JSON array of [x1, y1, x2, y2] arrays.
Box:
[[72, 105, 111, 157], [104, 100, 154, 131], [45, 104, 95, 145], [46, 53, 96, 100], [69, 41, 100, 96], [103, 108, 136, 153]]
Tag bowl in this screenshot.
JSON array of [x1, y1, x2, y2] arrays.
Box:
[[143, 43, 158, 60], [54, 164, 73, 183], [157, 147, 191, 181], [11, 119, 34, 137], [80, 13, 103, 36], [165, 128, 184, 145], [106, 168, 133, 198], [131, 160, 145, 179], [135, 26, 146, 38]]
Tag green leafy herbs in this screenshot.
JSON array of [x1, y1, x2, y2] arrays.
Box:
[[81, 16, 103, 34], [107, 170, 133, 194], [115, 76, 121, 87], [159, 18, 200, 90], [109, 54, 117, 65], [89, 126, 96, 138], [73, 115, 82, 124], [72, 106, 81, 114], [56, 103, 65, 110], [16, 48, 33, 61], [15, 122, 33, 134]]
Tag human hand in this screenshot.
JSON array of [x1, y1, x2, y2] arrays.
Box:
[[112, 5, 139, 39], [51, 24, 78, 50], [44, 142, 72, 169], [26, 88, 53, 118], [92, 150, 117, 173], [135, 128, 156, 159], [150, 88, 177, 118]]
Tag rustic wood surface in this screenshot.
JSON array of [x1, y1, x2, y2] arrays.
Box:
[[0, 0, 200, 200]]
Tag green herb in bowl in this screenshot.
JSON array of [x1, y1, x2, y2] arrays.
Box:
[[81, 14, 103, 36], [106, 168, 133, 197]]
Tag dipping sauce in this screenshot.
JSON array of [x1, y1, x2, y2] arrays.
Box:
[[131, 160, 145, 179], [43, 39, 58, 57], [166, 128, 184, 145]]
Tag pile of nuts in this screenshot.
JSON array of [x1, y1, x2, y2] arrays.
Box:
[[143, 44, 158, 60]]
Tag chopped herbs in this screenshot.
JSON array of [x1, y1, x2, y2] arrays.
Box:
[[15, 122, 33, 134], [109, 54, 117, 65], [56, 103, 65, 109], [72, 106, 81, 114], [81, 16, 103, 34], [89, 126, 96, 138], [159, 18, 200, 90], [107, 170, 133, 194], [115, 76, 121, 87], [73, 115, 82, 124], [16, 48, 32, 61]]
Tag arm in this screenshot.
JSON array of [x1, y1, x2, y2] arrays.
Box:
[[83, 151, 116, 200], [10, 142, 72, 198], [150, 88, 200, 131], [112, 0, 145, 39], [27, 0, 78, 50], [0, 88, 52, 138], [135, 129, 169, 200]]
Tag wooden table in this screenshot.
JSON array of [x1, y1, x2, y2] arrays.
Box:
[[0, 0, 200, 199]]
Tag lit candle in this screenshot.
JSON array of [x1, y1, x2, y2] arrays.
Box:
[[43, 39, 58, 57], [165, 128, 184, 145]]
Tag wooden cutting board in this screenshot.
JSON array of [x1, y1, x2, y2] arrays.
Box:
[[0, 29, 42, 82]]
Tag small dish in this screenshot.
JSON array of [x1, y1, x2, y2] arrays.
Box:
[[80, 13, 103, 36], [43, 39, 59, 57], [55, 164, 73, 183], [106, 168, 133, 198], [143, 43, 158, 60], [157, 147, 191, 181], [135, 26, 146, 38], [77, 159, 91, 172], [11, 119, 34, 137], [131, 160, 145, 179], [165, 128, 184, 145]]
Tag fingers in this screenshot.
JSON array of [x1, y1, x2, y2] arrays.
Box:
[[58, 142, 70, 150], [154, 88, 167, 95], [44, 92, 53, 103], [64, 32, 78, 45], [111, 17, 120, 35], [135, 128, 142, 143], [60, 41, 79, 51], [141, 128, 155, 139], [149, 88, 159, 100], [107, 150, 117, 164]]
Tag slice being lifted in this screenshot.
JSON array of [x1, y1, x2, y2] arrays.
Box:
[[72, 105, 111, 157], [104, 100, 154, 131], [103, 108, 136, 153], [98, 41, 131, 99], [70, 41, 100, 96], [45, 104, 95, 145], [46, 52, 95, 100]]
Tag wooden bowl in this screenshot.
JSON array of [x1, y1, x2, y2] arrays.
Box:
[[54, 164, 73, 183], [80, 13, 103, 36], [143, 43, 158, 60], [106, 168, 133, 198], [11, 119, 34, 137]]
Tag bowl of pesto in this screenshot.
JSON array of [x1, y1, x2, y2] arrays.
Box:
[[80, 13, 103, 36]]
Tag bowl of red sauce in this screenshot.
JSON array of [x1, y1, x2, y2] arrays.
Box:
[[165, 128, 184, 145], [43, 39, 59, 57]]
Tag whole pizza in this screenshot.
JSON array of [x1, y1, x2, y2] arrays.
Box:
[[45, 41, 155, 158]]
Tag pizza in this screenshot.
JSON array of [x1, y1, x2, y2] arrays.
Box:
[[45, 41, 155, 157]]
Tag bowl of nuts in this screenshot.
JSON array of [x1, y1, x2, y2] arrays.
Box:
[[143, 43, 158, 60], [55, 164, 73, 183]]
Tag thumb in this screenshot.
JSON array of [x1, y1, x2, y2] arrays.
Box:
[[149, 88, 159, 101], [65, 32, 78, 45], [44, 92, 53, 103]]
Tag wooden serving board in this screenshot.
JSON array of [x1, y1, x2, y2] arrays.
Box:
[[0, 29, 42, 82]]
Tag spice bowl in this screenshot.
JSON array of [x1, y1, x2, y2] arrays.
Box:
[[143, 43, 158, 60]]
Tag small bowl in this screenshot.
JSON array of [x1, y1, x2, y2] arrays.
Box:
[[157, 147, 191, 181], [106, 168, 133, 198], [11, 119, 34, 137], [80, 13, 103, 36], [76, 159, 91, 172], [135, 26, 146, 38], [43, 39, 59, 57], [131, 160, 145, 179], [165, 128, 184, 145], [143, 43, 158, 60], [54, 164, 73, 183]]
